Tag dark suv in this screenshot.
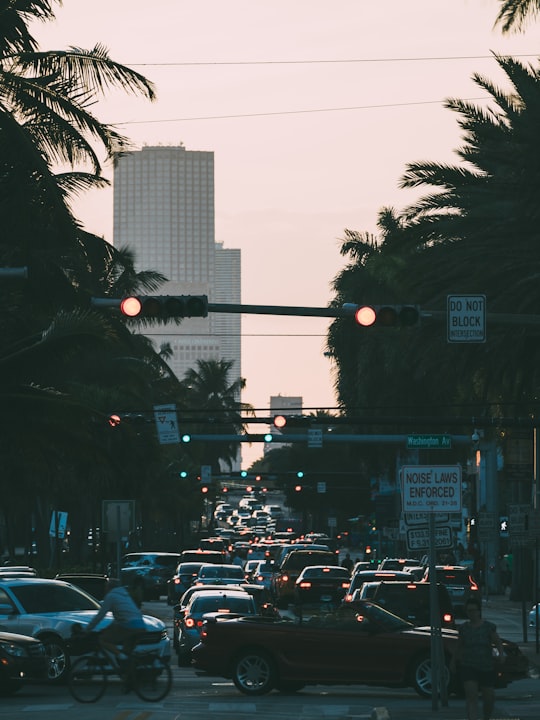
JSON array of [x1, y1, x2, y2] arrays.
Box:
[[352, 580, 455, 628], [422, 565, 479, 616], [272, 549, 336, 608], [120, 552, 181, 600]]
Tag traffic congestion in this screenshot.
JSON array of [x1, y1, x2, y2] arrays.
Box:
[[0, 488, 538, 720]]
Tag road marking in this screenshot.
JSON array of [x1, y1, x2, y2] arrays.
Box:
[[209, 703, 257, 712]]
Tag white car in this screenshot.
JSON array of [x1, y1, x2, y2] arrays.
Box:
[[0, 577, 171, 682], [529, 603, 540, 627]]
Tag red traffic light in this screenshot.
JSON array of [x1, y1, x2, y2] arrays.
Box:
[[354, 304, 419, 327], [273, 414, 287, 429], [120, 295, 208, 319]]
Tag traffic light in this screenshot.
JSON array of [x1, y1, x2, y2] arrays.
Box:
[[354, 304, 420, 327], [272, 414, 310, 429], [120, 295, 208, 319]]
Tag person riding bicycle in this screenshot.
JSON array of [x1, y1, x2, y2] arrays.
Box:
[[84, 575, 146, 659]]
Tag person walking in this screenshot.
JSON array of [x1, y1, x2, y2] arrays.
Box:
[[450, 595, 505, 720]]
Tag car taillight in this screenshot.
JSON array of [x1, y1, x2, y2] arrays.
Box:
[[281, 574, 289, 582], [341, 581, 349, 589], [344, 594, 352, 602], [298, 581, 311, 589], [469, 576, 478, 590], [174, 578, 181, 585], [256, 575, 264, 582], [443, 613, 453, 624], [185, 617, 195, 628]]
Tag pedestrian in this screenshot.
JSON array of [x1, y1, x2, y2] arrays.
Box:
[[450, 595, 505, 720], [341, 552, 353, 572]]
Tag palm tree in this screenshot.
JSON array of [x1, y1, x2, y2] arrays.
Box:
[[494, 0, 540, 32], [179, 359, 251, 472]]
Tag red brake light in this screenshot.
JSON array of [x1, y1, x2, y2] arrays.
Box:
[[469, 576, 478, 591], [443, 613, 453, 624], [281, 574, 289, 582], [299, 581, 311, 589], [185, 617, 195, 628], [341, 582, 349, 589], [174, 578, 180, 585]]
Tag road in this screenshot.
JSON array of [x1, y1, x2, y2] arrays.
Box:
[[1, 596, 539, 720]]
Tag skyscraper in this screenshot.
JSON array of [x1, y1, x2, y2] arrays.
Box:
[[113, 144, 241, 384]]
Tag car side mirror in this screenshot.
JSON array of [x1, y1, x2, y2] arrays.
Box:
[[0, 603, 17, 615]]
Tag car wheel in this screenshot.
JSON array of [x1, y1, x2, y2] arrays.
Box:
[[42, 635, 69, 682], [411, 653, 450, 698], [233, 649, 276, 696]]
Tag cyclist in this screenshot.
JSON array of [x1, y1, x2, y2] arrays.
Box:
[[84, 575, 146, 659]]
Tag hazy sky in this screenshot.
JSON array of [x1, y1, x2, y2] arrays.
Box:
[[31, 1, 537, 465]]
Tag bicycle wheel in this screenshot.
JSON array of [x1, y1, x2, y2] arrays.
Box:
[[133, 655, 172, 702], [68, 654, 107, 703]]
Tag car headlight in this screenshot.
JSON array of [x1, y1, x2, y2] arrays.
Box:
[[0, 641, 27, 658]]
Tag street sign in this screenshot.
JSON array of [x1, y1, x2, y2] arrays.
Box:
[[317, 481, 327, 493], [403, 512, 449, 526], [447, 294, 486, 343], [407, 434, 452, 450], [49, 511, 68, 539], [153, 403, 180, 445], [401, 465, 462, 513], [308, 428, 323, 448], [406, 525, 453, 551], [477, 511, 497, 542]]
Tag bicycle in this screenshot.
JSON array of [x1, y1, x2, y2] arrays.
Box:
[[67, 629, 172, 703]]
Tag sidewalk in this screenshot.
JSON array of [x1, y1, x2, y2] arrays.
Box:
[[482, 592, 540, 673]]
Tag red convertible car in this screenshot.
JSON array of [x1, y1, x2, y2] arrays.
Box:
[[192, 600, 528, 697]]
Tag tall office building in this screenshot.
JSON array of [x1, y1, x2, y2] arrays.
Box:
[[113, 144, 241, 385]]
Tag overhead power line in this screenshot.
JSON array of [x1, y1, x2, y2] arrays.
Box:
[[127, 54, 540, 67]]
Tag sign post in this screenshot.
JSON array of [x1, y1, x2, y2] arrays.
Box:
[[401, 464, 462, 710]]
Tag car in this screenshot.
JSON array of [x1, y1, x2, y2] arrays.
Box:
[[351, 580, 456, 629], [378, 558, 423, 571], [344, 570, 413, 601], [177, 588, 257, 666], [529, 603, 540, 627], [0, 577, 171, 682], [166, 562, 207, 605], [178, 548, 228, 565], [0, 566, 38, 577], [272, 549, 337, 608], [120, 551, 181, 600], [0, 631, 48, 696], [250, 560, 275, 592], [193, 563, 247, 586], [54, 573, 111, 601], [192, 598, 528, 697], [294, 565, 351, 607], [421, 565, 479, 615]]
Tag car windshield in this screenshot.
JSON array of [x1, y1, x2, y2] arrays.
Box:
[[437, 569, 470, 584], [192, 595, 254, 614], [201, 566, 243, 579], [10, 583, 100, 613], [302, 567, 349, 579]]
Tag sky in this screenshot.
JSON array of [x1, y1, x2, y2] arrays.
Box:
[[30, 1, 538, 466]]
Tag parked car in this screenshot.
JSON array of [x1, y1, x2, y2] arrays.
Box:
[[192, 599, 528, 697], [193, 564, 246, 586], [272, 549, 337, 607], [294, 565, 351, 607], [421, 565, 479, 615], [54, 573, 111, 601], [177, 588, 257, 665], [0, 631, 48, 695], [166, 562, 206, 605], [351, 580, 456, 628], [344, 570, 413, 602], [120, 551, 181, 600], [0, 577, 170, 682]]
